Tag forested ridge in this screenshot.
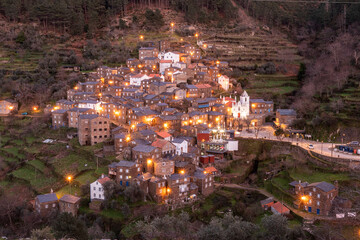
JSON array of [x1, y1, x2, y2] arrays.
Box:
[[0, 0, 237, 35]]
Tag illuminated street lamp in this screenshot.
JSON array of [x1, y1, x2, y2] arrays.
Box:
[[130, 68, 135, 72], [126, 136, 131, 142], [66, 175, 73, 194], [8, 106, 14, 110], [195, 33, 199, 38], [180, 170, 185, 174], [147, 159, 152, 165], [139, 35, 144, 40], [33, 106, 38, 111], [216, 60, 220, 65], [170, 22, 175, 32], [164, 123, 168, 128], [167, 188, 171, 193]]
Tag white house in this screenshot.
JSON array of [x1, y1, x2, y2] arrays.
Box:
[[159, 51, 181, 63], [90, 175, 111, 201], [78, 100, 101, 112], [159, 60, 172, 74], [172, 138, 188, 155], [217, 75, 230, 91], [130, 74, 151, 86]]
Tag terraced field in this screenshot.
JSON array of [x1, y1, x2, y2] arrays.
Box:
[[0, 118, 109, 195]]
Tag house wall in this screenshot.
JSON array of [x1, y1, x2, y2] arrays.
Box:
[[90, 181, 105, 201]]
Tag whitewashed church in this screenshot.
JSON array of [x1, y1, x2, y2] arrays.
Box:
[[222, 91, 250, 119]]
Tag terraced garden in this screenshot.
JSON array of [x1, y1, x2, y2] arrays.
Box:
[[0, 117, 110, 196]]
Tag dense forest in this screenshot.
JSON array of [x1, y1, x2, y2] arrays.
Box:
[[0, 0, 237, 35]]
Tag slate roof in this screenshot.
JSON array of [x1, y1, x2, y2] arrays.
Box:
[[132, 144, 156, 153], [114, 133, 126, 139], [109, 160, 136, 168], [175, 161, 189, 168], [68, 107, 92, 112], [277, 109, 296, 116], [289, 181, 309, 187], [172, 138, 186, 144], [139, 129, 156, 136], [170, 173, 189, 181], [308, 181, 336, 192], [207, 111, 223, 116], [79, 114, 99, 120], [260, 197, 274, 206], [60, 194, 80, 204], [36, 193, 58, 203], [251, 99, 274, 104], [52, 109, 67, 114], [193, 170, 207, 179]]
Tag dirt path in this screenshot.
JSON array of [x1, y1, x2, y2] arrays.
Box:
[[215, 183, 333, 220]]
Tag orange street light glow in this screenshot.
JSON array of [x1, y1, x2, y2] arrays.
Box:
[[115, 111, 120, 115], [109, 81, 113, 84], [54, 106, 59, 110], [208, 123, 212, 127], [180, 170, 185, 174], [99, 93, 102, 96], [216, 60, 220, 65], [217, 74, 221, 77], [216, 117, 220, 122], [195, 33, 199, 38], [180, 38, 183, 41], [153, 65, 156, 69], [147, 159, 152, 164], [33, 106, 38, 111], [67, 176, 72, 182], [130, 68, 135, 72], [167, 188, 171, 193], [74, 86, 78, 90], [131, 124, 135, 129], [203, 44, 207, 48], [164, 123, 168, 128], [139, 35, 144, 40], [8, 106, 14, 110], [203, 171, 207, 174], [252, 104, 256, 107], [138, 64, 142, 68], [171, 22, 174, 27], [126, 136, 131, 142], [301, 196, 308, 202]]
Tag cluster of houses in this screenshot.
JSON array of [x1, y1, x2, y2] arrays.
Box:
[[260, 180, 352, 217], [29, 39, 304, 212]]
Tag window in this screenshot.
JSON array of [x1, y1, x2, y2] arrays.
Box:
[[99, 187, 102, 191], [45, 204, 48, 209], [309, 192, 312, 196], [309, 200, 312, 204], [52, 203, 56, 207], [317, 201, 320, 206], [120, 169, 123, 172], [93, 187, 96, 190], [313, 188, 316, 192], [176, 180, 179, 183], [317, 194, 320, 198], [126, 169, 129, 173], [99, 194, 102, 198], [205, 184, 208, 188]]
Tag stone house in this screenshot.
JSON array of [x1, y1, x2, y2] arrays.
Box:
[[295, 181, 339, 216], [108, 160, 142, 186], [153, 158, 175, 176], [67, 107, 96, 128], [191, 170, 214, 196], [59, 195, 81, 216], [195, 84, 212, 98], [250, 99, 274, 115], [132, 144, 160, 172], [275, 109, 297, 130], [52, 109, 68, 129], [35, 193, 58, 216], [167, 173, 190, 203], [78, 114, 110, 146], [139, 47, 159, 60]]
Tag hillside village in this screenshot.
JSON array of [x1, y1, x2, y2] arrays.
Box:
[[0, 1, 360, 237], [0, 34, 352, 222]]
